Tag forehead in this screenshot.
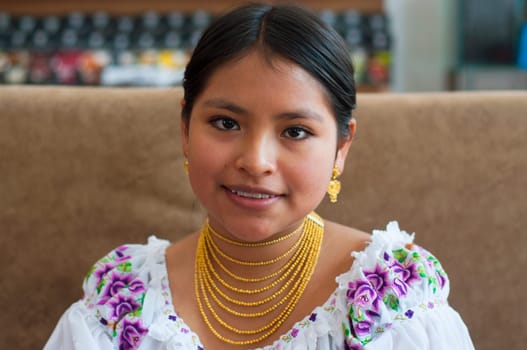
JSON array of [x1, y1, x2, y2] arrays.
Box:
[[196, 50, 333, 114]]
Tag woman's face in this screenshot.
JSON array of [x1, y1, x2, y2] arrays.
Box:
[[182, 50, 354, 242]]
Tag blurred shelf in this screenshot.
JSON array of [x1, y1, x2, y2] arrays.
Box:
[[0, 1, 389, 91], [357, 85, 389, 93], [0, 0, 384, 15]]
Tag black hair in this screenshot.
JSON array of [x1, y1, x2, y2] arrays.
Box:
[[182, 3, 356, 141]]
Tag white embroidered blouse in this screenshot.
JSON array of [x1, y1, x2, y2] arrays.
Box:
[[45, 222, 474, 350]]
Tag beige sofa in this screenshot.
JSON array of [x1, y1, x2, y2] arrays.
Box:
[[1, 86, 526, 350]]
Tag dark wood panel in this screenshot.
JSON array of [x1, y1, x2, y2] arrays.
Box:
[[0, 0, 384, 15]]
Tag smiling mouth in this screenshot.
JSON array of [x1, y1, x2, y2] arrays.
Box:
[[227, 188, 279, 199]]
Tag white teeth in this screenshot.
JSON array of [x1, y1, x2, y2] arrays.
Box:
[[231, 189, 274, 199]]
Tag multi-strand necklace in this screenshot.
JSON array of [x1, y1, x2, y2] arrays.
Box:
[[194, 212, 324, 346]]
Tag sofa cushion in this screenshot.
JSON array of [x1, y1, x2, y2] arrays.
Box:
[[1, 86, 526, 350]]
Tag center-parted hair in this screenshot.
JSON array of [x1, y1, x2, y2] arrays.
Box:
[[182, 3, 356, 141]]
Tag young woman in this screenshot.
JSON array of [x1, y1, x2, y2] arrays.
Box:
[[45, 3, 474, 349]]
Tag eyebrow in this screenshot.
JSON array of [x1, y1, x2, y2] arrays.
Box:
[[203, 98, 248, 115], [202, 97, 324, 122]]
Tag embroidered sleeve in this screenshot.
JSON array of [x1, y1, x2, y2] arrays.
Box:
[[82, 245, 149, 350], [343, 235, 449, 349]]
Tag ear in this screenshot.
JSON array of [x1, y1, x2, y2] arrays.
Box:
[[181, 117, 189, 158], [334, 118, 357, 172]]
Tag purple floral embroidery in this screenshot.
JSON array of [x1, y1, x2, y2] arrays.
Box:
[[94, 263, 117, 283], [390, 260, 421, 298], [391, 261, 420, 286], [99, 272, 146, 305], [353, 318, 374, 337], [347, 279, 382, 340], [345, 338, 365, 350], [347, 279, 381, 311], [365, 264, 391, 297], [109, 295, 141, 321], [291, 328, 299, 337], [392, 277, 409, 297], [404, 309, 414, 319], [91, 248, 131, 283], [118, 318, 148, 350], [437, 272, 446, 289], [309, 312, 317, 322], [392, 258, 422, 298], [115, 245, 129, 258]]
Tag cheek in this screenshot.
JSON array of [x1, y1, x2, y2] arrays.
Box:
[[187, 123, 223, 164], [187, 149, 222, 211], [186, 134, 223, 187], [285, 150, 334, 197]]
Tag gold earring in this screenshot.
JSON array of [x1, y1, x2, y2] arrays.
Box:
[[327, 166, 341, 203], [184, 159, 189, 174]]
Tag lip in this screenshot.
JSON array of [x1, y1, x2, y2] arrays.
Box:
[[222, 185, 283, 210]]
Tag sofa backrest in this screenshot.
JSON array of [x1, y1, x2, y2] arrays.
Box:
[[1, 86, 526, 350]]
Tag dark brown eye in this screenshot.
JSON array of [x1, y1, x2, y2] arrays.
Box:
[[283, 126, 311, 140], [211, 117, 239, 131]]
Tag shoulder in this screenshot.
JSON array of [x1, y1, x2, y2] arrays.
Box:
[[349, 222, 447, 293], [337, 222, 450, 347], [81, 236, 171, 347], [322, 220, 371, 267]]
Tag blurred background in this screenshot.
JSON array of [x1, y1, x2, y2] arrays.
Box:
[[0, 0, 526, 92]]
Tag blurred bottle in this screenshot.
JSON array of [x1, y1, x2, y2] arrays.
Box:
[[29, 52, 53, 84], [5, 16, 31, 84], [79, 30, 111, 85], [50, 27, 83, 85], [518, 21, 527, 70], [4, 51, 30, 84], [140, 11, 164, 38], [0, 12, 10, 30], [161, 30, 182, 49], [188, 10, 212, 31], [166, 11, 185, 31], [184, 11, 211, 49], [0, 51, 7, 83], [319, 9, 338, 27], [116, 15, 135, 34], [42, 15, 62, 32], [366, 14, 391, 87], [79, 50, 110, 85], [18, 15, 37, 34], [340, 11, 368, 86], [65, 12, 90, 42], [28, 29, 54, 84], [0, 12, 11, 51], [51, 50, 82, 84], [91, 11, 115, 47], [92, 11, 113, 34], [342, 10, 363, 28]]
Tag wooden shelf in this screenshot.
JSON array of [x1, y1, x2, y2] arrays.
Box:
[[357, 85, 389, 93], [0, 0, 384, 15]]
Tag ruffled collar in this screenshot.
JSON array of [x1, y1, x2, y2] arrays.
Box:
[[148, 221, 439, 350]]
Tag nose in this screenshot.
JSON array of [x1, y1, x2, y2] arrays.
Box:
[[235, 132, 277, 177]]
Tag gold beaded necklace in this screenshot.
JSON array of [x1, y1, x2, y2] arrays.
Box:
[[194, 212, 324, 346]]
